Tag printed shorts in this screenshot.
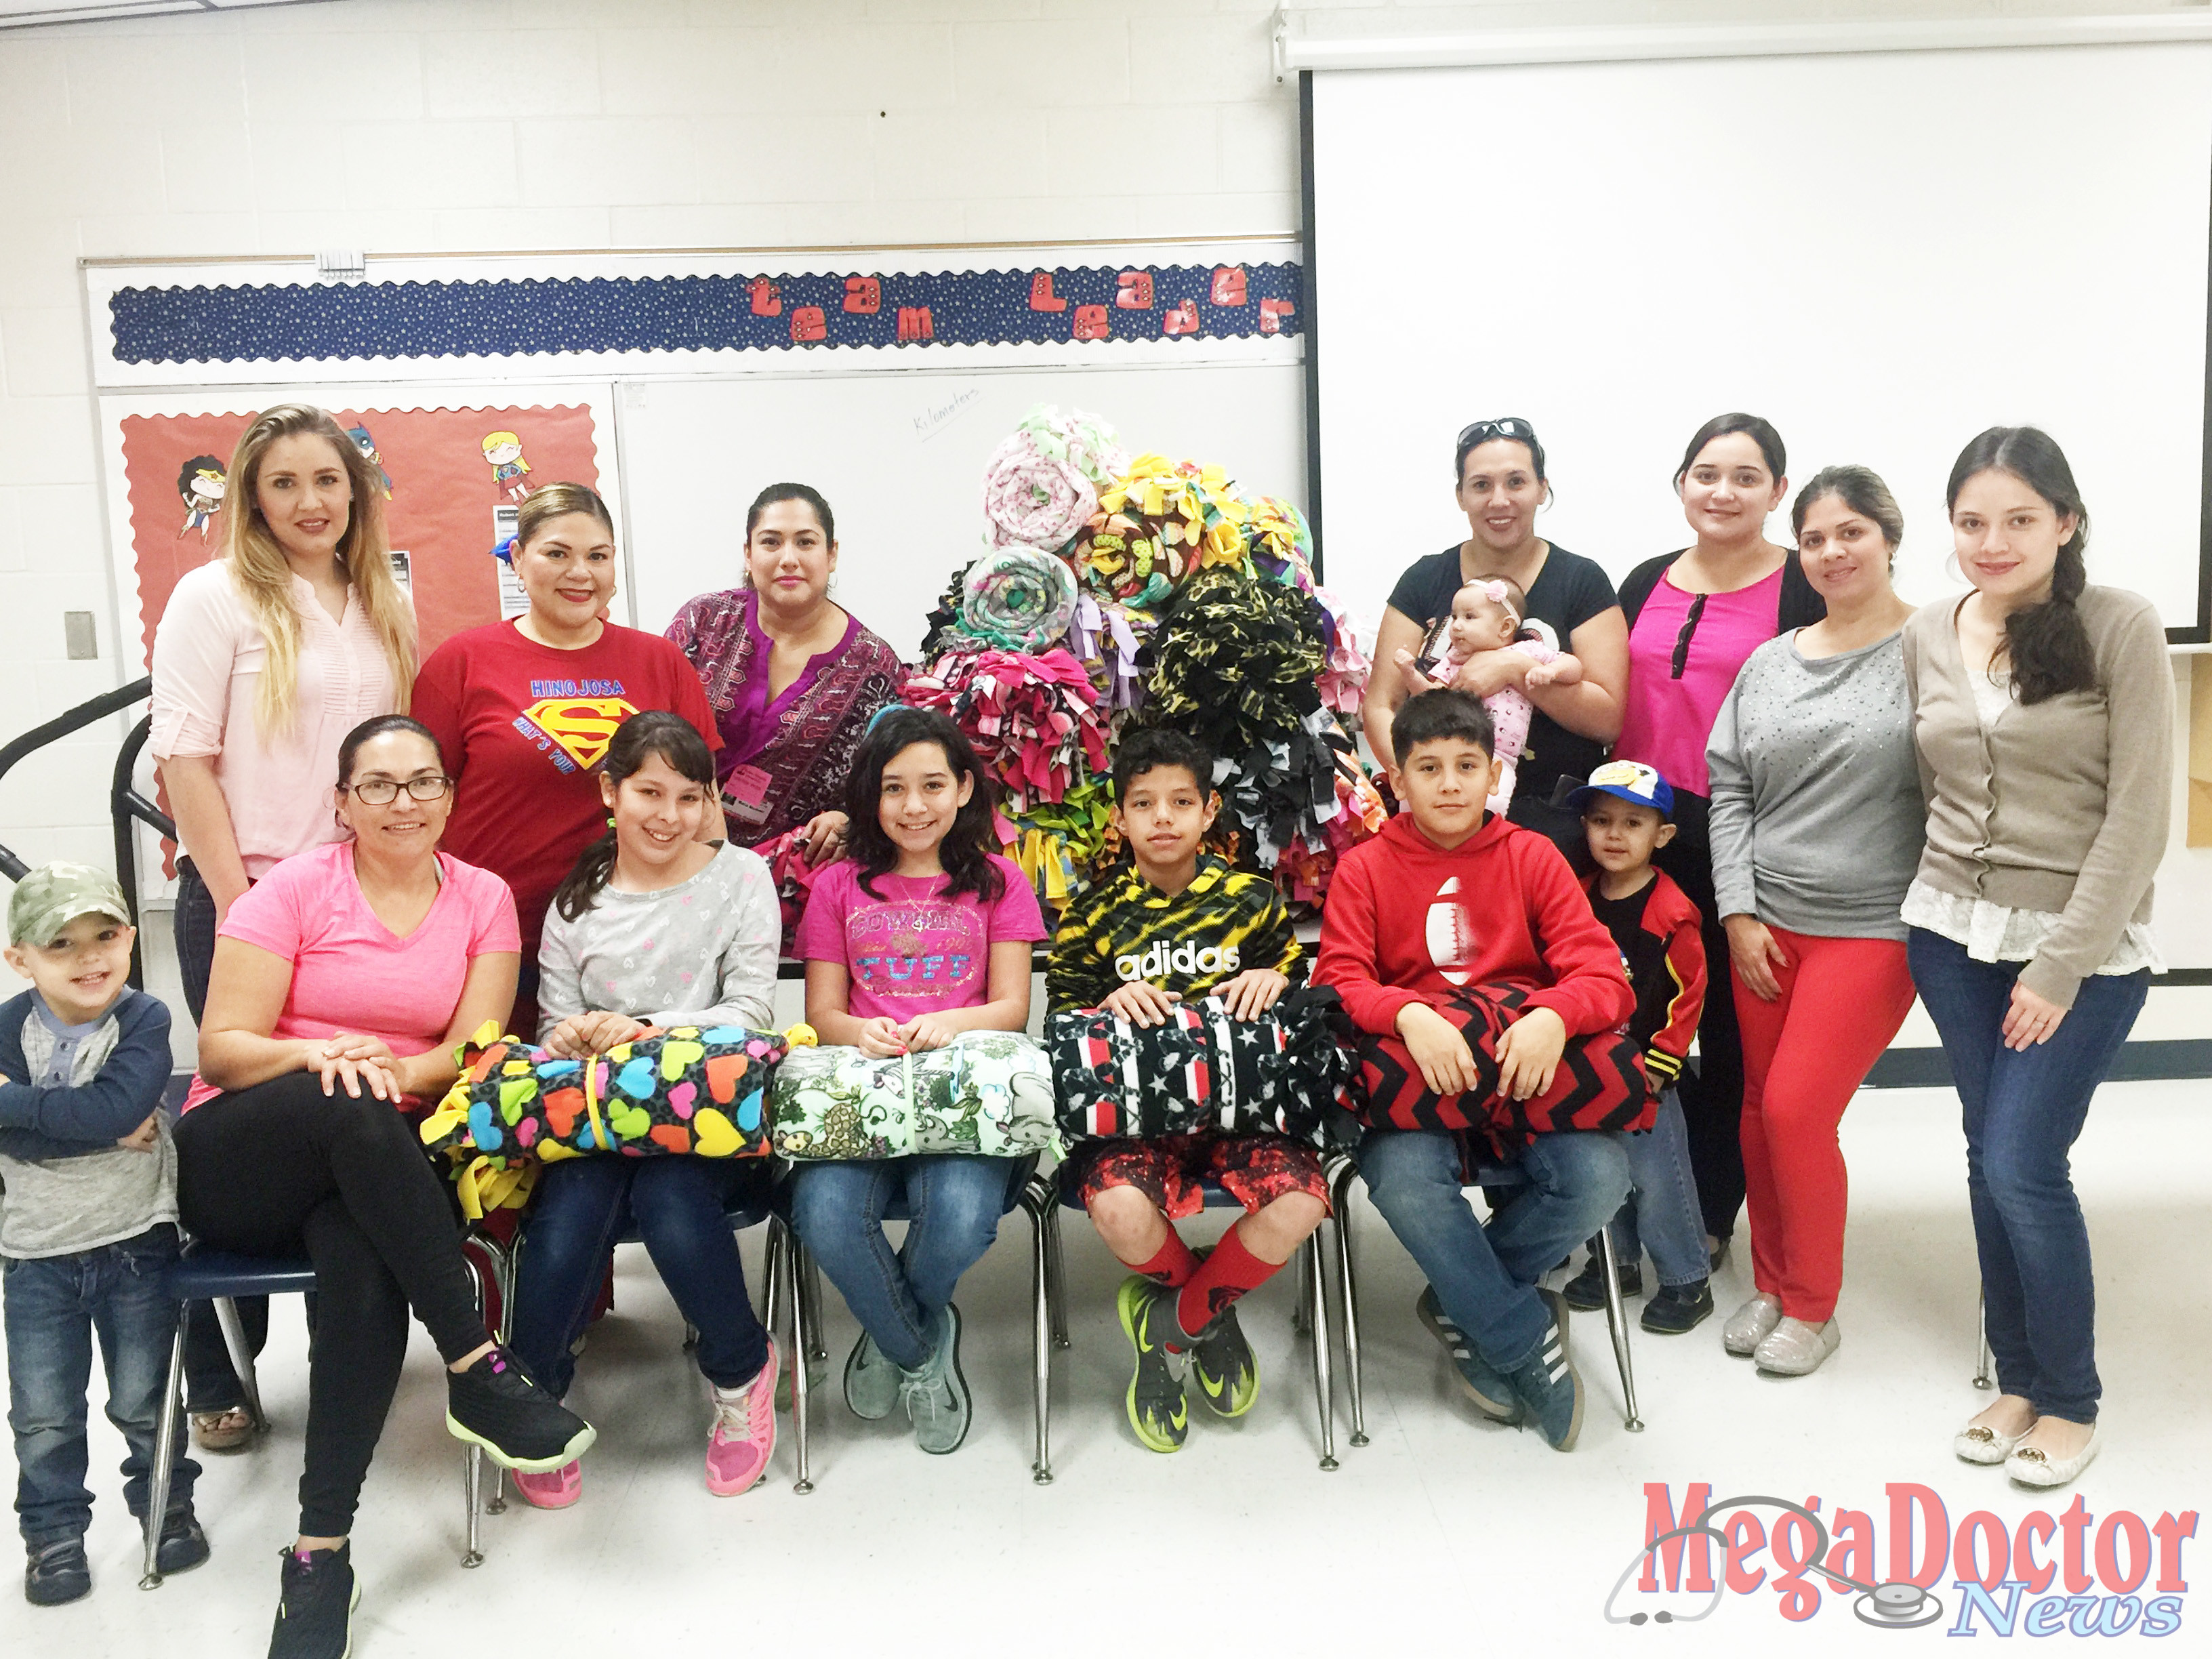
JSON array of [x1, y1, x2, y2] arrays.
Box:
[[1074, 1130, 1330, 1221]]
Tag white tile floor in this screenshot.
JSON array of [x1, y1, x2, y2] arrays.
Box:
[[2, 1080, 2207, 1656]]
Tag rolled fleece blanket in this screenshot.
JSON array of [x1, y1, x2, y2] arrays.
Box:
[[419, 1022, 801, 1214], [1145, 566, 1325, 758], [1248, 497, 1317, 592], [958, 546, 1080, 653], [1311, 587, 1372, 716], [905, 644, 1112, 812], [981, 406, 1131, 554], [771, 1031, 1056, 1160], [1048, 987, 1357, 1145], [1343, 983, 1652, 1154]]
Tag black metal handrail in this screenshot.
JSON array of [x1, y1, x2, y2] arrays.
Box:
[[0, 674, 176, 987]]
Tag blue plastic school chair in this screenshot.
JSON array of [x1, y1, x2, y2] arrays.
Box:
[[468, 1184, 782, 1528], [1035, 1168, 1339, 1482], [774, 1153, 1054, 1492], [138, 1237, 506, 1588], [1324, 1148, 1644, 1445]]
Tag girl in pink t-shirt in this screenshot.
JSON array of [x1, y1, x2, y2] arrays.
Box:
[[792, 708, 1046, 1454]]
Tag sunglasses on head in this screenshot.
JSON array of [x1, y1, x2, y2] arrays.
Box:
[[1456, 417, 1536, 449]]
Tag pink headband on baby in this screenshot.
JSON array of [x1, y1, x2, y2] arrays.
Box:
[[1464, 578, 1521, 628]]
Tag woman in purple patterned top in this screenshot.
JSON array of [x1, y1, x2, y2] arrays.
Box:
[[664, 483, 905, 872]]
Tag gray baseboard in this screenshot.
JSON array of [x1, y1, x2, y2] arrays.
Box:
[[1866, 1040, 2212, 1089]]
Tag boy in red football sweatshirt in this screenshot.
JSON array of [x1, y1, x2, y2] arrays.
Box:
[[1315, 689, 1633, 1450]]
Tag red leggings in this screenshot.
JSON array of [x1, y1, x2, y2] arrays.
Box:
[[1735, 926, 1916, 1323]]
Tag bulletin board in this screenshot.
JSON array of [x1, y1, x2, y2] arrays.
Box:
[[107, 394, 614, 668]]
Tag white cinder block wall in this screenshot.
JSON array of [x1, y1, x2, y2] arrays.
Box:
[[3, 0, 2207, 1015]]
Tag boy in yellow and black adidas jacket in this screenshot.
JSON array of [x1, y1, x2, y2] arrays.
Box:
[[1046, 726, 1328, 1455]]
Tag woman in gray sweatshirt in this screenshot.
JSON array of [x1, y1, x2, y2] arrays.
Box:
[[1902, 428, 2171, 1490], [1705, 466, 1923, 1379]]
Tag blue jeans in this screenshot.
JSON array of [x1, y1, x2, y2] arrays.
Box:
[[510, 1156, 771, 1397], [1604, 1088, 1708, 1288], [789, 1155, 1017, 1370], [1908, 930, 2148, 1423], [1357, 1128, 1629, 1372], [4, 1224, 199, 1547]]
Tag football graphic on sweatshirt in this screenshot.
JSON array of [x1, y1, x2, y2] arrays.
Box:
[[1425, 875, 1480, 986]]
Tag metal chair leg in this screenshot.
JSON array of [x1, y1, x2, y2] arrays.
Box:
[[1025, 1184, 1055, 1484], [803, 1250, 829, 1366], [1973, 1287, 1993, 1389], [464, 1233, 512, 1515], [1328, 1158, 1369, 1447], [1305, 1235, 1339, 1471], [212, 1296, 266, 1433], [138, 1307, 189, 1590], [1596, 1228, 1644, 1432], [462, 1256, 489, 1574], [1043, 1197, 1071, 1349], [1292, 1238, 1314, 1338], [781, 1224, 814, 1494]]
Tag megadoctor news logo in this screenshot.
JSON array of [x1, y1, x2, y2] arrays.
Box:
[[1608, 1483, 2197, 1635]]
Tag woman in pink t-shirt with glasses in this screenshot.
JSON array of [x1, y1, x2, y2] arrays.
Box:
[[1614, 414, 1825, 1272], [175, 715, 594, 1651]]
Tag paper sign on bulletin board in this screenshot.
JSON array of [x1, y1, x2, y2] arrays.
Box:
[[115, 401, 602, 665]]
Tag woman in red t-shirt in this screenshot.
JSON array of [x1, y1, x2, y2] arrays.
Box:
[[413, 483, 722, 1033]]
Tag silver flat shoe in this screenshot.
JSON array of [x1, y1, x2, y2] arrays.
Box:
[[2007, 1423, 2100, 1488], [1722, 1292, 1782, 1356], [1753, 1316, 1841, 1376]]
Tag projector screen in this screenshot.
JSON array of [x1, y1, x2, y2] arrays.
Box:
[[1308, 41, 2212, 640]]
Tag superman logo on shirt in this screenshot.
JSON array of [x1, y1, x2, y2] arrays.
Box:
[[515, 685, 637, 773]]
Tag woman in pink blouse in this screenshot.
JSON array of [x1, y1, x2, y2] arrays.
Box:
[[148, 402, 417, 1451], [1614, 414, 1825, 1269]]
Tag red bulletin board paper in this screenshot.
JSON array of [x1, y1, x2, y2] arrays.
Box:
[[119, 403, 601, 668]]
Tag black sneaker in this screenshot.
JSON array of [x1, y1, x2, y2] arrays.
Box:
[[270, 1542, 357, 1659], [24, 1538, 89, 1607], [155, 1510, 211, 1575], [1115, 1276, 1191, 1453], [1563, 1247, 1643, 1312], [1641, 1279, 1715, 1335], [1416, 1286, 1521, 1425], [1187, 1303, 1260, 1418], [446, 1346, 598, 1471], [1504, 1317, 1585, 1451]]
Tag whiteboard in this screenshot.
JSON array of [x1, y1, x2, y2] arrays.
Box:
[[1309, 43, 2212, 637], [619, 359, 1309, 660]]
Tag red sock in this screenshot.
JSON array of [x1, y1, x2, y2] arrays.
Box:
[[1131, 1227, 1197, 1290], [1175, 1223, 1283, 1343]]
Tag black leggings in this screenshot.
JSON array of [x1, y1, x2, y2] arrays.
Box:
[[1651, 790, 1746, 1243], [173, 1073, 488, 1538]]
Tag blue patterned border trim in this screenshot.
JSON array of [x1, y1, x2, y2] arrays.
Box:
[[107, 262, 1303, 366]]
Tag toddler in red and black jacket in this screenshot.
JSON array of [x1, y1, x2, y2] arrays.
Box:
[[1315, 690, 1634, 1452], [1566, 760, 1714, 1336]]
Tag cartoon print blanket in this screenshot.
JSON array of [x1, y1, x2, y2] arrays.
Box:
[[1342, 983, 1652, 1153], [1047, 987, 1357, 1145], [422, 1023, 797, 1213], [769, 1031, 1056, 1160]]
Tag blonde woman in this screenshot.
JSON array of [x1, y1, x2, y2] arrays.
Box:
[[150, 401, 417, 1454]]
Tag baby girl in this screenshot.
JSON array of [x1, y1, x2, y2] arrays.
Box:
[[1395, 576, 1582, 813]]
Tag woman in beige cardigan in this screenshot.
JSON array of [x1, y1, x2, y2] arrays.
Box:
[[1902, 426, 2171, 1490]]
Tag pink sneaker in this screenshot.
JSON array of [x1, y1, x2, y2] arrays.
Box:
[[705, 1340, 778, 1496], [513, 1460, 580, 1509]]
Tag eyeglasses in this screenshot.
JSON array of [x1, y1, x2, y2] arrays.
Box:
[[346, 775, 453, 806], [1669, 592, 1710, 680], [1457, 417, 1536, 450]]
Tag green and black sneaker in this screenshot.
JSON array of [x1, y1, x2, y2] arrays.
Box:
[[1187, 1303, 1260, 1418], [1115, 1275, 1191, 1453]]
